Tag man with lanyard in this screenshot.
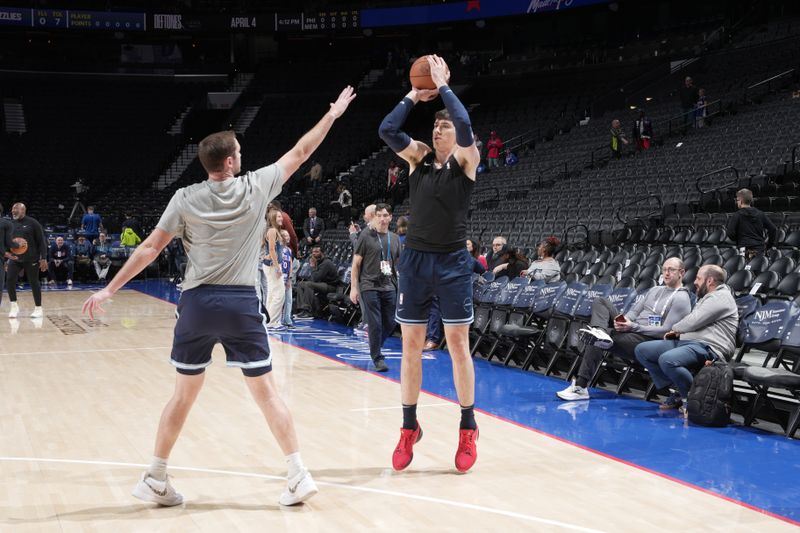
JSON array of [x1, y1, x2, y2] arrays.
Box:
[[558, 258, 693, 401], [350, 203, 402, 373], [379, 55, 482, 472]]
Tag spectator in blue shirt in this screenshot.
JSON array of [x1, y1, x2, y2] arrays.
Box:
[[74, 234, 94, 282], [81, 206, 103, 242]]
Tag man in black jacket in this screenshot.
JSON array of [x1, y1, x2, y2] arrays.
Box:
[[302, 207, 325, 248], [295, 246, 339, 318], [727, 188, 777, 260], [0, 203, 15, 306], [679, 76, 699, 132], [7, 203, 48, 318]]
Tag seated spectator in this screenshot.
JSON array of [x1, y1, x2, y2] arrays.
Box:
[[121, 213, 142, 242], [558, 258, 691, 401], [466, 238, 487, 273], [523, 236, 561, 282], [330, 183, 353, 221], [47, 236, 74, 286], [303, 207, 325, 251], [93, 232, 112, 282], [610, 119, 629, 158], [73, 234, 94, 282], [485, 235, 508, 271], [423, 296, 443, 352], [632, 109, 653, 150], [726, 188, 777, 260], [295, 246, 339, 318], [635, 265, 737, 414], [120, 226, 141, 247], [504, 149, 518, 166], [492, 245, 529, 278]]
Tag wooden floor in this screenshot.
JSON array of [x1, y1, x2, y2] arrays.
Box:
[[0, 290, 795, 532]]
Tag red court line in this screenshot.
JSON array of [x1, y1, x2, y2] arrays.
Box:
[[130, 287, 800, 528]]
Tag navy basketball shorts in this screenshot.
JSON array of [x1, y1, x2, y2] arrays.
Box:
[[396, 247, 474, 326], [171, 285, 272, 377]]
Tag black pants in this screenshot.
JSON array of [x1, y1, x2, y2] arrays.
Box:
[[0, 259, 5, 306], [7, 260, 43, 306], [362, 289, 397, 361], [576, 297, 653, 386], [296, 281, 335, 314]]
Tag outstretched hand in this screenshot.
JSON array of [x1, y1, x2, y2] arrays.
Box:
[[328, 85, 357, 119], [82, 287, 114, 320], [427, 55, 450, 88]]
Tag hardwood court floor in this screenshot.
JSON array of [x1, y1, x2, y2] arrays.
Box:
[[0, 289, 796, 532]]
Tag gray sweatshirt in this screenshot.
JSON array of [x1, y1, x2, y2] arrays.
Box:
[[671, 284, 738, 359], [626, 286, 693, 337]]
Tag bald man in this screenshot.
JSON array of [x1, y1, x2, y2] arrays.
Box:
[[635, 265, 738, 413], [7, 203, 48, 318], [0, 202, 15, 306]]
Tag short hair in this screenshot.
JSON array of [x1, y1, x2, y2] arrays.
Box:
[[396, 216, 408, 228], [88, 205, 95, 211], [736, 188, 753, 206], [270, 200, 282, 210], [434, 109, 452, 122], [375, 202, 392, 214], [198, 130, 237, 173], [492, 236, 507, 245], [663, 257, 685, 270], [700, 264, 727, 284], [309, 207, 317, 212]]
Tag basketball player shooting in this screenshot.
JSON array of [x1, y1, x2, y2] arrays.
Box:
[[82, 86, 356, 507], [378, 55, 481, 472]]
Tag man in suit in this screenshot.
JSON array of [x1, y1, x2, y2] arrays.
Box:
[[303, 207, 325, 249]]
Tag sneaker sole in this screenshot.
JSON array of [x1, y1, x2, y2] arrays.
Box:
[[279, 484, 319, 506]]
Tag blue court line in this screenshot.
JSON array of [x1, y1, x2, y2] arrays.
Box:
[[127, 280, 800, 526]]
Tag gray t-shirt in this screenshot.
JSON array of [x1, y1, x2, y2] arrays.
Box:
[[354, 229, 401, 292], [156, 165, 283, 291]]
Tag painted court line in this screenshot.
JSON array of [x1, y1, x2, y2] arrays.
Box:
[[349, 402, 452, 412], [0, 456, 608, 533], [1, 347, 171, 356]]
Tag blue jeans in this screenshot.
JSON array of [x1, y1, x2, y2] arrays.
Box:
[[635, 339, 714, 399], [282, 284, 293, 326], [361, 289, 397, 361]]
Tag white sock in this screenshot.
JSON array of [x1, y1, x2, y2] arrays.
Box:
[[285, 452, 304, 479], [147, 456, 168, 481]]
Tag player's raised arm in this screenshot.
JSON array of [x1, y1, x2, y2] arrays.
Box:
[[427, 55, 480, 177], [277, 86, 357, 182], [378, 87, 438, 169]]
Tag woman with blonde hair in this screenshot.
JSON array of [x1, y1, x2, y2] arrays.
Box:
[[263, 210, 286, 328]]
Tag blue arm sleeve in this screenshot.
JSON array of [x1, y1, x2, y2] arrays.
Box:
[[439, 85, 474, 148], [378, 97, 414, 153]]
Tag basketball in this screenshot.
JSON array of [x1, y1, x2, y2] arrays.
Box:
[[409, 56, 436, 90], [10, 237, 28, 256]]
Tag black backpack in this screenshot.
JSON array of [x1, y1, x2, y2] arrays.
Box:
[[686, 361, 734, 426]]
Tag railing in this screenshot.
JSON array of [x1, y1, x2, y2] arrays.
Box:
[[654, 98, 723, 138], [588, 143, 610, 169], [561, 224, 589, 247], [695, 165, 740, 195], [743, 68, 795, 103], [785, 143, 800, 173], [615, 194, 663, 225]]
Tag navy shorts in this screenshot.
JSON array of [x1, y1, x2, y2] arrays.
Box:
[[396, 247, 474, 326], [171, 285, 272, 377]]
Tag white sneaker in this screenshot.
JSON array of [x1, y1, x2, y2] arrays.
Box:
[[279, 469, 318, 506], [30, 306, 43, 318], [8, 302, 19, 318], [556, 380, 590, 401], [132, 473, 184, 506], [579, 326, 614, 350], [67, 279, 73, 286]]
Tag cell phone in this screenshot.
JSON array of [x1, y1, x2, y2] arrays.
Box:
[[614, 314, 626, 323]]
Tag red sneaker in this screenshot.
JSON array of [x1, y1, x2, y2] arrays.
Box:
[[455, 427, 479, 472], [392, 423, 423, 471]]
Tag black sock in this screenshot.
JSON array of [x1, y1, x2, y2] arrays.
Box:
[[575, 377, 589, 388], [402, 404, 417, 430], [459, 404, 477, 430]]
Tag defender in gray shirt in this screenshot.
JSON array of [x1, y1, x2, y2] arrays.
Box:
[[83, 86, 356, 508]]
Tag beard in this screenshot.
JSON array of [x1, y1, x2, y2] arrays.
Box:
[[696, 283, 708, 298]]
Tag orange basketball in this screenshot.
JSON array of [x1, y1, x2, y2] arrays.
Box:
[[10, 237, 28, 256], [409, 56, 436, 90]]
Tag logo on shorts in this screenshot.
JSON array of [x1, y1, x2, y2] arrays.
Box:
[[399, 293, 404, 305]]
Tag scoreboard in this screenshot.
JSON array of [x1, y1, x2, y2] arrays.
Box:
[[33, 9, 146, 31]]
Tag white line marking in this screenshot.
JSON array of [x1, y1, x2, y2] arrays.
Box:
[[0, 347, 171, 356], [0, 456, 608, 532], [349, 403, 452, 412]]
